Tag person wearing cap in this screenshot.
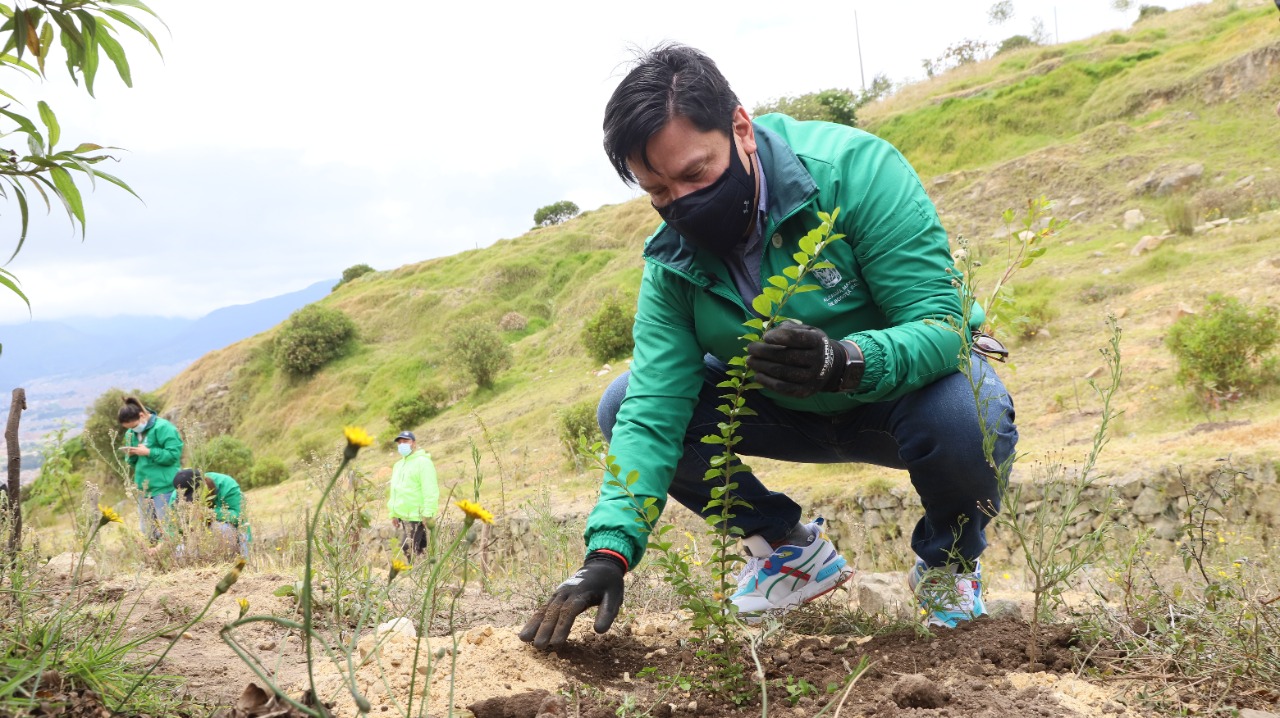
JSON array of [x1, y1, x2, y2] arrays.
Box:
[[172, 468, 251, 558], [388, 431, 439, 557]]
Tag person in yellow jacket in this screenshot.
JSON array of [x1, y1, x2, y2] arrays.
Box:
[[388, 431, 439, 557]]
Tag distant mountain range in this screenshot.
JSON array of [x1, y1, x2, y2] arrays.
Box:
[[0, 279, 336, 471]]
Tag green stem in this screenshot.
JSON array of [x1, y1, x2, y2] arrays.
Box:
[[303, 455, 352, 703], [72, 522, 102, 589], [408, 521, 471, 717]]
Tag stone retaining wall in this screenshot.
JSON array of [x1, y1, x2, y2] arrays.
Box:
[[491, 459, 1280, 572]]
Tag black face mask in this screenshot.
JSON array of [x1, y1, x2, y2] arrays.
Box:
[[654, 131, 757, 256]]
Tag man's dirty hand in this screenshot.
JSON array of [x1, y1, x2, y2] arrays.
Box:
[[518, 551, 625, 651]]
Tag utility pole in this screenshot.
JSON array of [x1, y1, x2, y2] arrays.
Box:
[[855, 8, 865, 90]]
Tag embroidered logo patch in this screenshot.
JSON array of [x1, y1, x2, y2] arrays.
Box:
[[813, 267, 843, 288]]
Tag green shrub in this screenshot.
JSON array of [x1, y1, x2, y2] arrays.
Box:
[[274, 304, 357, 376], [194, 435, 255, 481], [333, 263, 375, 290], [1165, 294, 1280, 401], [1012, 293, 1060, 339], [448, 323, 512, 389], [533, 200, 580, 227], [754, 88, 860, 127], [1163, 198, 1198, 236], [386, 385, 450, 429], [557, 400, 604, 468], [246, 456, 290, 489], [997, 35, 1036, 54], [581, 295, 635, 364], [1137, 5, 1166, 21], [1106, 33, 1130, 44]]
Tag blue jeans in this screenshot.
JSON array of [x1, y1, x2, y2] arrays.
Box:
[[212, 521, 250, 559], [597, 354, 1018, 568], [137, 491, 174, 544]]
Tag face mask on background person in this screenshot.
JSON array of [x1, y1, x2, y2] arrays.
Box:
[[654, 130, 757, 256], [397, 443, 413, 457]]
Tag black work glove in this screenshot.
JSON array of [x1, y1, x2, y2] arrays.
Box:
[[745, 322, 861, 398], [517, 550, 625, 651]]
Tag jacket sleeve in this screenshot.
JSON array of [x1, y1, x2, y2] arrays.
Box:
[[584, 263, 705, 568], [220, 481, 243, 525], [148, 422, 184, 468], [837, 137, 966, 401], [417, 457, 439, 518]]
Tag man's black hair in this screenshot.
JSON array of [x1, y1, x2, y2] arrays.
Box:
[[603, 43, 741, 185], [173, 468, 203, 502]]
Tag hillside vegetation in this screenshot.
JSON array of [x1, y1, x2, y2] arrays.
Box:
[[101, 0, 1280, 523]]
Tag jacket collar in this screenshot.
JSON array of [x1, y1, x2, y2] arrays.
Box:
[[643, 122, 818, 274]]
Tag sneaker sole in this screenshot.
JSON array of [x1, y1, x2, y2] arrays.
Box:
[[738, 565, 855, 625]]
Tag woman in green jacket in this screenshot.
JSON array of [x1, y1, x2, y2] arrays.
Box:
[[118, 396, 184, 542], [173, 468, 250, 558]]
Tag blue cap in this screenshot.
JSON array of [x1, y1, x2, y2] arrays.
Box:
[[395, 431, 416, 441]]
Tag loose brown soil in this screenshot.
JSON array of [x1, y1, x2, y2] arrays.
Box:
[[81, 567, 1280, 718]]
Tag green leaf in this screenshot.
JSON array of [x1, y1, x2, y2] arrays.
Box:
[[47, 164, 85, 231], [811, 260, 835, 270], [0, 106, 41, 138], [50, 10, 84, 49], [767, 275, 788, 289], [100, 8, 162, 56], [84, 167, 139, 201], [700, 435, 725, 445], [37, 20, 51, 74], [743, 317, 764, 329], [104, 0, 164, 21], [37, 100, 59, 149], [782, 265, 799, 280], [750, 294, 774, 316], [13, 5, 27, 60], [272, 584, 296, 597], [740, 332, 759, 342], [762, 286, 783, 303], [74, 10, 99, 96], [799, 235, 817, 255], [794, 284, 822, 293], [5, 185, 28, 264], [97, 29, 130, 86], [793, 252, 810, 265], [0, 268, 30, 313]]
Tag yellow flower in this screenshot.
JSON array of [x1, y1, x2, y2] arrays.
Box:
[[98, 504, 123, 527], [1001, 573, 1011, 581], [342, 426, 374, 460], [343, 426, 374, 447], [455, 500, 494, 525], [236, 597, 250, 619], [388, 559, 411, 582]]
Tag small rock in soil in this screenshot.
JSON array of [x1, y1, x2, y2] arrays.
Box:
[[891, 673, 949, 709], [468, 689, 562, 718]]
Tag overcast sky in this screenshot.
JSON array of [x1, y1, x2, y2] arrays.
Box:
[[0, 0, 1204, 323]]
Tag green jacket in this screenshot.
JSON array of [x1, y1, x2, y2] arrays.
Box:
[[585, 114, 982, 567], [126, 415, 184, 497], [206, 472, 245, 527], [388, 450, 439, 521]]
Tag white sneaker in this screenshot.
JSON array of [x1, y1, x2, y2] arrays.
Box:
[[907, 559, 987, 628], [730, 517, 854, 623]]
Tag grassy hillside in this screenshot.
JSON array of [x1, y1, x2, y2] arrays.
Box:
[[154, 0, 1280, 524]]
